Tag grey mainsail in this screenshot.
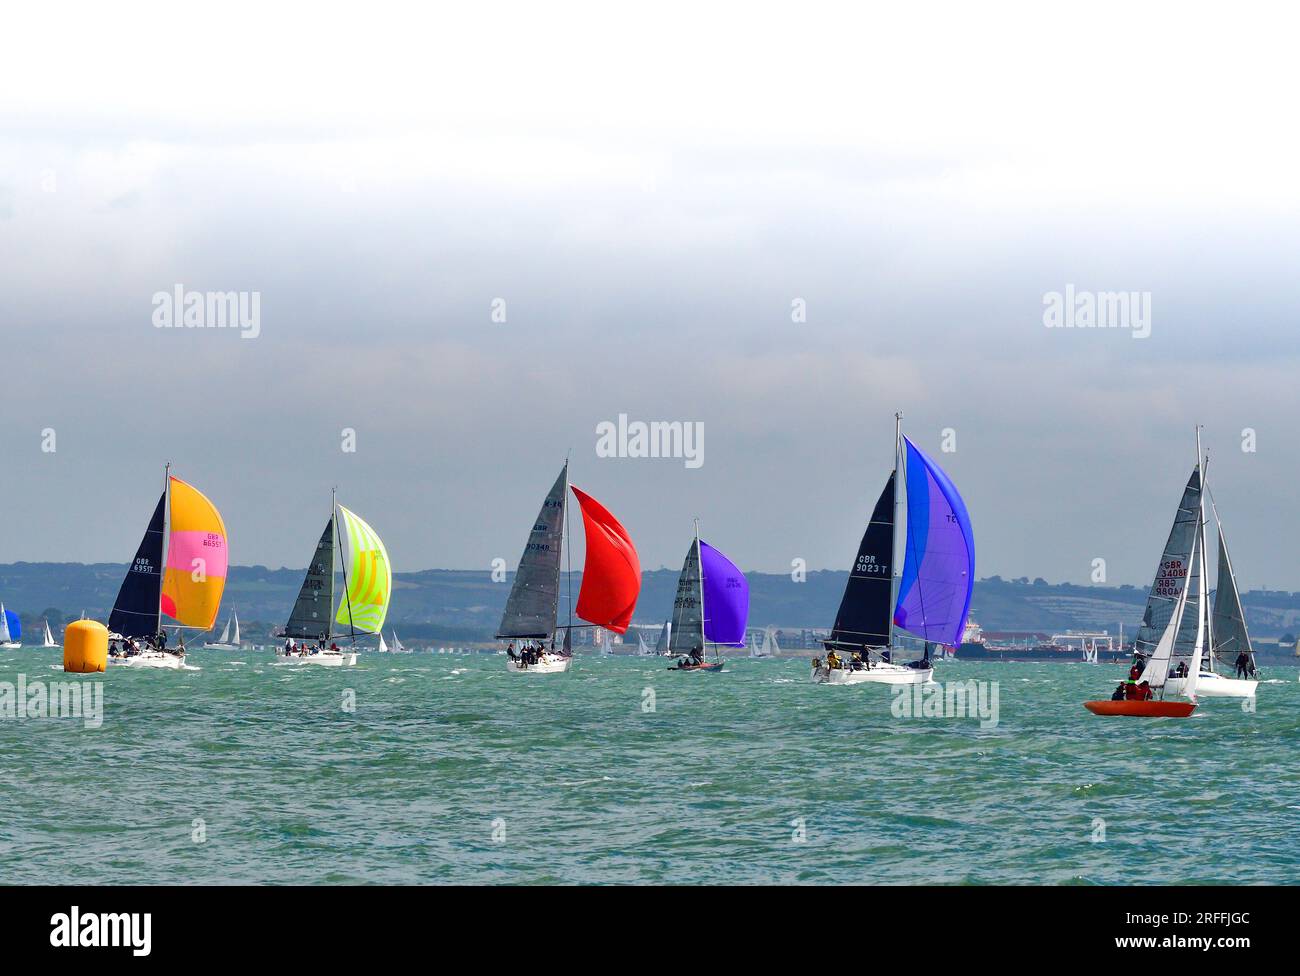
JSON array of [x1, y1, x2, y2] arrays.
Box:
[[1211, 520, 1254, 668], [668, 540, 703, 654], [496, 464, 567, 639], [284, 517, 336, 640], [654, 619, 671, 654], [1133, 468, 1202, 659]]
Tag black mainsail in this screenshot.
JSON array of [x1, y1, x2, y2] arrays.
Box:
[[284, 517, 336, 640], [826, 472, 896, 651], [496, 463, 567, 640], [108, 491, 166, 639]]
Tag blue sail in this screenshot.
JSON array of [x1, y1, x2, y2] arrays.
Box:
[[893, 436, 975, 648], [3, 609, 19, 641]]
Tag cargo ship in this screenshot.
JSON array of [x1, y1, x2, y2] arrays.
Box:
[[957, 619, 1129, 663]]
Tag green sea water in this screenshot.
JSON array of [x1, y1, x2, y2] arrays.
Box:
[[1, 648, 1297, 885]]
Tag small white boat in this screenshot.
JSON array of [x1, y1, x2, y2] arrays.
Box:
[[496, 461, 641, 674], [41, 619, 60, 649], [203, 611, 241, 650], [811, 660, 934, 685], [1128, 429, 1262, 702], [750, 626, 779, 658], [0, 603, 22, 649], [105, 466, 229, 672], [277, 491, 391, 671], [661, 523, 748, 671], [815, 414, 973, 691], [505, 654, 571, 674]]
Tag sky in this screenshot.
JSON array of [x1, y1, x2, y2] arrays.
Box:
[[2, 2, 1300, 589]]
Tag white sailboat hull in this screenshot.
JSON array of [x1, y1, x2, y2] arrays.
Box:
[[283, 651, 356, 667], [0, 642, 22, 650], [507, 655, 572, 674], [1165, 672, 1258, 698], [112, 651, 185, 669], [202, 642, 241, 650], [812, 662, 934, 685]]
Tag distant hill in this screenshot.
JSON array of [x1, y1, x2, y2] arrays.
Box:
[[3, 563, 1300, 643]]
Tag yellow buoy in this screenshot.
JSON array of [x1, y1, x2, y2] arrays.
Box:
[[63, 619, 108, 673]]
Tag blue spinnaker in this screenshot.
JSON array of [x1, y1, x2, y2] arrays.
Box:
[[893, 436, 975, 647], [700, 541, 749, 646]]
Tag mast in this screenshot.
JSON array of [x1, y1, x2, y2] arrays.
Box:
[[888, 412, 902, 650], [160, 461, 171, 639], [694, 518, 713, 662], [563, 457, 572, 649], [1196, 427, 1214, 675], [334, 487, 357, 645]]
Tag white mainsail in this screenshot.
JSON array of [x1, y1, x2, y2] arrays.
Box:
[[0, 604, 10, 644], [636, 629, 651, 655], [230, 612, 240, 646], [1140, 533, 1198, 689], [43, 619, 57, 647], [216, 617, 231, 644], [751, 626, 778, 658], [1184, 529, 1209, 700], [392, 631, 406, 653], [378, 632, 389, 653]]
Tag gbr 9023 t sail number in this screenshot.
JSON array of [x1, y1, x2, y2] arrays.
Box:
[[856, 555, 888, 575]]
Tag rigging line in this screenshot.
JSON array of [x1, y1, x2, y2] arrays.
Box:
[[564, 460, 573, 643]]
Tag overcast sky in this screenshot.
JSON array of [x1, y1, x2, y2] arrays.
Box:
[[3, 3, 1299, 589]]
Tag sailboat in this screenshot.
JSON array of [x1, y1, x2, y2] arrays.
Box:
[[813, 415, 975, 685], [390, 631, 408, 653], [497, 461, 642, 673], [666, 524, 749, 672], [653, 620, 672, 656], [1086, 450, 1207, 718], [750, 626, 778, 658], [203, 610, 241, 650], [279, 492, 391, 667], [107, 467, 229, 669], [635, 628, 653, 656], [41, 619, 60, 649], [0, 604, 21, 650], [378, 631, 390, 653], [1128, 434, 1258, 699]]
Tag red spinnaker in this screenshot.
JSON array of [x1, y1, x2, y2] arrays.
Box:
[[571, 485, 641, 633]]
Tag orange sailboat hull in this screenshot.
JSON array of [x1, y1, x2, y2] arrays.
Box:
[[1084, 699, 1196, 718]]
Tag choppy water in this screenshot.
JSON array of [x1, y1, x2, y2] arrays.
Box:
[[1, 648, 1297, 885]]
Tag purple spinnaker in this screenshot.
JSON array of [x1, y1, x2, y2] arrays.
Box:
[[700, 540, 749, 646], [893, 436, 975, 648]]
